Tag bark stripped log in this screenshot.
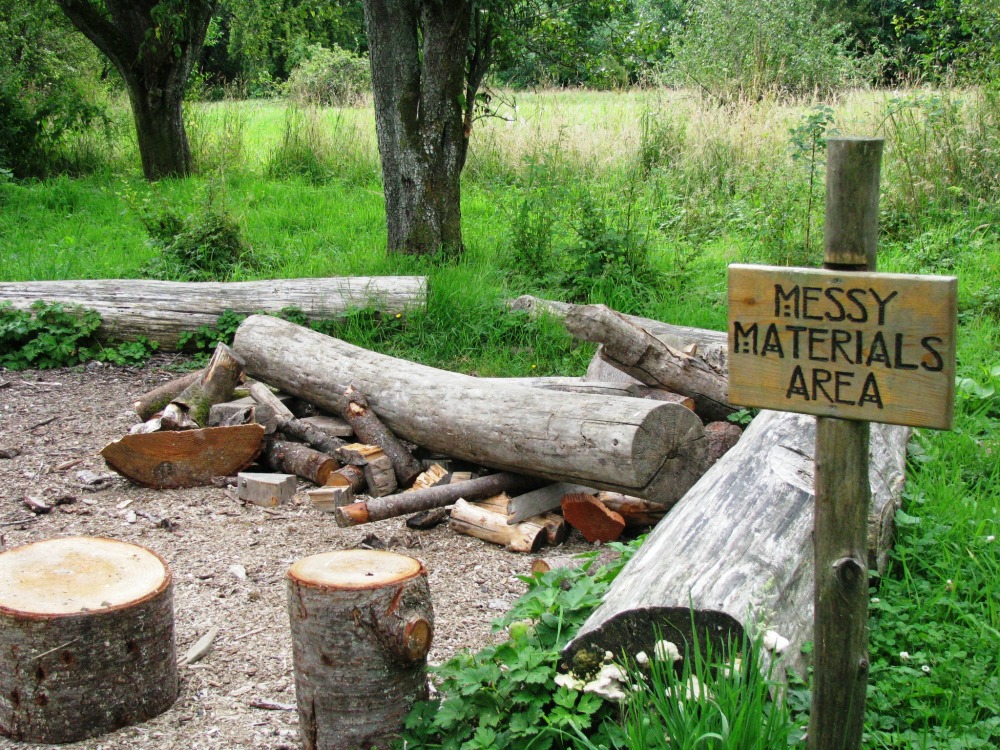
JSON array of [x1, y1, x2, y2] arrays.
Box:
[[234, 316, 709, 503], [480, 376, 695, 409], [564, 411, 909, 682], [102, 424, 265, 488], [0, 277, 428, 349], [449, 499, 547, 553], [0, 537, 177, 744], [339, 386, 422, 486], [287, 550, 432, 750], [335, 472, 540, 527]]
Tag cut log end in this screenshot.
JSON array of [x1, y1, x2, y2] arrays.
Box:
[[287, 549, 425, 590], [561, 493, 626, 543]]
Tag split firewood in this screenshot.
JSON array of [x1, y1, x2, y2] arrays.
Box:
[[248, 382, 294, 420], [471, 493, 509, 513], [325, 464, 367, 494], [308, 485, 355, 513], [338, 386, 422, 486], [265, 439, 338, 486], [234, 316, 709, 504], [334, 472, 541, 528], [405, 507, 450, 530], [506, 482, 597, 524], [561, 493, 626, 543], [181, 626, 220, 666], [238, 472, 297, 507], [449, 499, 547, 553], [409, 464, 449, 492], [344, 443, 397, 497], [156, 343, 245, 429], [595, 492, 670, 527], [450, 471, 474, 483], [102, 425, 265, 489], [133, 369, 204, 421], [23, 496, 51, 514], [537, 511, 568, 545]]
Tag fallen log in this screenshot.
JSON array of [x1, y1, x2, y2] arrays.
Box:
[[563, 411, 909, 681], [561, 304, 734, 422], [102, 424, 265, 488], [267, 439, 339, 486], [160, 343, 244, 428], [480, 377, 695, 409], [234, 316, 709, 503], [134, 370, 204, 421], [0, 277, 428, 349], [338, 386, 422, 487], [335, 472, 540, 527]]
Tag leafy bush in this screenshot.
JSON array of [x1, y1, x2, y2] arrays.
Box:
[[131, 184, 267, 282], [664, 0, 859, 102], [284, 44, 371, 107], [0, 301, 158, 370]]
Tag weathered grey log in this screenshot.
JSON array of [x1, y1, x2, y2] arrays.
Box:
[[564, 411, 908, 682], [481, 376, 695, 409], [509, 294, 729, 377], [234, 316, 709, 503], [0, 277, 428, 349]]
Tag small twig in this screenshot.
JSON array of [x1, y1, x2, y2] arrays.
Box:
[[33, 639, 80, 661], [249, 699, 296, 711], [28, 416, 58, 431], [14, 380, 63, 387], [0, 516, 39, 528], [54, 457, 85, 471], [233, 626, 267, 641]]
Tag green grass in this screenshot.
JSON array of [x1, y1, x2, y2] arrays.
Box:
[[1, 87, 998, 748]]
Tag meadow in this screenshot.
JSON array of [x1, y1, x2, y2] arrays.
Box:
[[1, 87, 998, 748]]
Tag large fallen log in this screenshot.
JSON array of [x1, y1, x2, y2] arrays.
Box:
[[0, 277, 428, 349], [563, 411, 908, 682], [234, 316, 709, 504]]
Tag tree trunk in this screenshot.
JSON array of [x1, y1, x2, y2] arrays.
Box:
[[286, 550, 432, 750], [563, 411, 909, 683], [0, 537, 177, 744], [0, 277, 428, 349], [362, 0, 472, 255], [125, 73, 192, 179], [234, 316, 709, 504]]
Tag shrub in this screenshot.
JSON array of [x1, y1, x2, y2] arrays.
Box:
[[283, 44, 371, 107]]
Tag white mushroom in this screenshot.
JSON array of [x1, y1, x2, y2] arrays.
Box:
[[582, 664, 630, 702]]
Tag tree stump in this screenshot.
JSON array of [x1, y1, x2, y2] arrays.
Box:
[[286, 550, 433, 750], [0, 537, 177, 744]]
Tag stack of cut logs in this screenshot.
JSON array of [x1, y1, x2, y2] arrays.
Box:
[[100, 297, 747, 551]]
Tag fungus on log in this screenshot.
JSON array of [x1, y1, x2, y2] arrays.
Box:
[[286, 550, 432, 750], [233, 316, 709, 504], [0, 537, 177, 744], [563, 411, 909, 682]]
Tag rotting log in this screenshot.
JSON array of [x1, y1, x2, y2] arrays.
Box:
[[102, 424, 265, 489], [338, 386, 423, 486], [335, 472, 540, 527], [234, 316, 709, 503], [160, 343, 244, 428], [286, 550, 432, 750], [134, 370, 203, 421], [563, 411, 909, 682], [0, 537, 177, 744], [0, 277, 428, 349]]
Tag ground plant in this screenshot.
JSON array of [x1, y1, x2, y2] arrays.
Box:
[[1, 85, 997, 748]]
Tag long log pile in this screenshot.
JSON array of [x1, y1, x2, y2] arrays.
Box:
[[97, 295, 910, 680]]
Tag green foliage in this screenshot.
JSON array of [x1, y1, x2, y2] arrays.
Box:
[[891, 0, 1000, 82], [283, 44, 370, 107], [665, 0, 860, 102], [176, 308, 248, 354], [788, 105, 838, 264], [399, 541, 641, 750], [0, 301, 158, 370], [130, 183, 267, 281]]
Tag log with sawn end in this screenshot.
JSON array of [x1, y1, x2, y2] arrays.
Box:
[[266, 439, 340, 486], [234, 316, 709, 504], [563, 411, 909, 683], [449, 499, 547, 553], [334, 472, 541, 527], [134, 370, 203, 421]]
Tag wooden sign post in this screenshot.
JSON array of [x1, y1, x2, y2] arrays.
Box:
[[727, 137, 957, 750]]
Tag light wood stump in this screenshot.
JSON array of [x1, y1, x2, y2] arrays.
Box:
[[287, 550, 433, 750], [0, 537, 177, 744]]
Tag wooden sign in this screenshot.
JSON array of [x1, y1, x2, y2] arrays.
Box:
[[728, 263, 957, 429]]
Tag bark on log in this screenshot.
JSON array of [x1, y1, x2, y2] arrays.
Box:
[[102, 424, 265, 488], [286, 550, 432, 750], [267, 439, 339, 486], [563, 304, 734, 422], [335, 472, 541, 527], [0, 277, 429, 349], [134, 370, 203, 421], [274, 416, 365, 466], [160, 343, 244, 428], [0, 537, 177, 744], [338, 386, 423, 486], [234, 316, 709, 503], [449, 499, 547, 553], [563, 411, 909, 681], [510, 294, 729, 377]]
